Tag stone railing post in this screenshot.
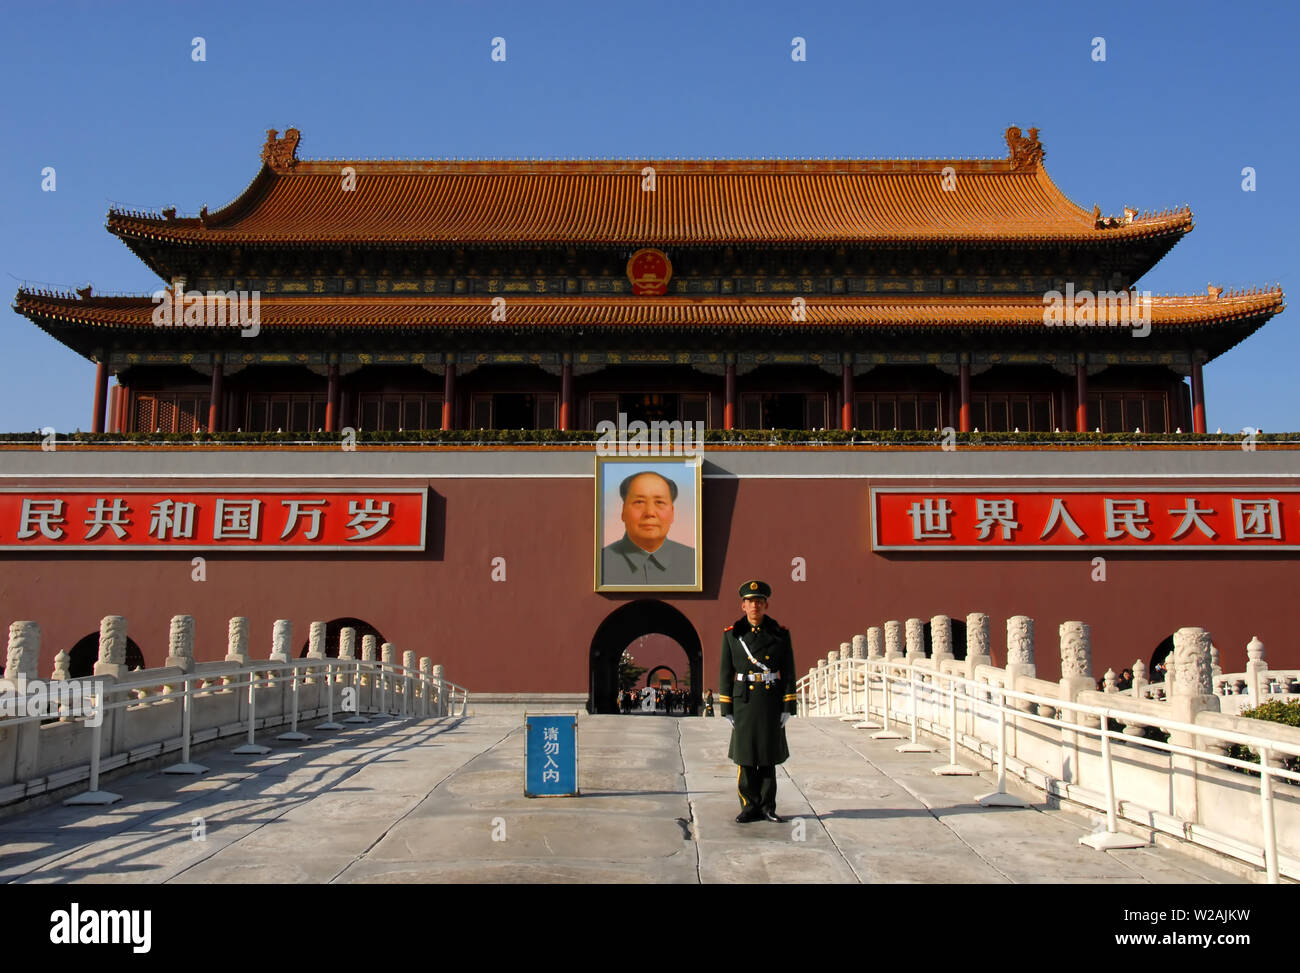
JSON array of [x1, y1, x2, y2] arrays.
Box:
[[1245, 637, 1267, 705], [965, 613, 990, 678], [1005, 615, 1035, 712], [1103, 669, 1118, 693], [5, 621, 40, 682], [269, 619, 292, 664], [361, 634, 377, 693], [852, 634, 867, 685], [1057, 621, 1095, 708], [402, 650, 416, 714], [164, 614, 195, 694], [1005, 616, 1035, 676], [884, 621, 903, 660], [867, 627, 883, 660], [305, 621, 327, 684], [930, 615, 954, 664], [223, 616, 251, 693], [338, 627, 356, 685], [420, 657, 433, 715], [432, 663, 446, 716], [94, 615, 128, 680], [1169, 627, 1220, 820], [380, 642, 395, 714], [1122, 659, 1150, 737], [1056, 620, 1097, 781], [904, 618, 925, 662], [4, 621, 42, 778]]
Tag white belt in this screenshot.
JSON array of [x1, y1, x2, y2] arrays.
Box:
[[737, 672, 782, 684]]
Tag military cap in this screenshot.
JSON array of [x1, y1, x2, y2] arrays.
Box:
[[738, 579, 772, 599]]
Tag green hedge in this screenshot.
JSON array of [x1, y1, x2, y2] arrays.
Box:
[[2, 429, 1297, 446], [1227, 700, 1300, 776]]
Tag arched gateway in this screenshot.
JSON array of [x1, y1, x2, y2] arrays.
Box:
[[589, 601, 702, 714]]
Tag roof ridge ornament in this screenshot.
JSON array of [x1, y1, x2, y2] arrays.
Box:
[[261, 127, 301, 172], [1005, 126, 1044, 170]]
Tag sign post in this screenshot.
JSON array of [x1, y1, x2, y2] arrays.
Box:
[[524, 713, 578, 797]]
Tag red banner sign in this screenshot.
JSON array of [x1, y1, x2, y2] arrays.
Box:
[[0, 490, 427, 550], [872, 489, 1300, 550]]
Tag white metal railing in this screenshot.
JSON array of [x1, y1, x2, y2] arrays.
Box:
[[0, 657, 469, 807], [799, 655, 1300, 883]]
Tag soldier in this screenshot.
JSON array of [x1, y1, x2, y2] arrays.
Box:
[[719, 580, 797, 823]]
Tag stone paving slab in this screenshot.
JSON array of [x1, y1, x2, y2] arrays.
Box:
[[0, 713, 1248, 884]]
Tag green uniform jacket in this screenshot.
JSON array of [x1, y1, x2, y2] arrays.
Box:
[[719, 615, 798, 766]]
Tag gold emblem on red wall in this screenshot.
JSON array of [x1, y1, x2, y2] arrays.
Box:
[[627, 249, 672, 296]]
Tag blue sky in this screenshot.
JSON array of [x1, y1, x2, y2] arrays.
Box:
[[1, 0, 1295, 433]]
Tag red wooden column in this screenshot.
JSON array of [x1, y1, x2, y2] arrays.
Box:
[[958, 362, 971, 432], [1075, 362, 1089, 432], [92, 359, 108, 433], [841, 361, 853, 431], [723, 358, 736, 431], [1190, 357, 1207, 433], [207, 358, 224, 433], [442, 361, 456, 431], [324, 362, 340, 432], [559, 356, 573, 431], [107, 385, 119, 435]]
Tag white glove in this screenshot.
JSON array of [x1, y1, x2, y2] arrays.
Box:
[[725, 715, 734, 726], [780, 713, 790, 727]]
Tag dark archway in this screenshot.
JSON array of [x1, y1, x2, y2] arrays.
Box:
[[67, 633, 146, 678], [1149, 635, 1175, 681], [298, 617, 388, 658], [645, 665, 678, 688], [589, 601, 702, 714], [922, 618, 969, 661]]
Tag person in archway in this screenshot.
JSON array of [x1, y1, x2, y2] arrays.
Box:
[[719, 580, 797, 823]]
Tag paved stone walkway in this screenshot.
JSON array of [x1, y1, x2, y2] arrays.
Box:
[[0, 715, 1243, 883]]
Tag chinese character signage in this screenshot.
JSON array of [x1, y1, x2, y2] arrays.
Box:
[[525, 714, 578, 797], [0, 490, 427, 550], [872, 488, 1300, 551]]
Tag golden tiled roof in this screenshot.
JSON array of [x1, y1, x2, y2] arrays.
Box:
[[104, 129, 1193, 246], [15, 289, 1283, 332]]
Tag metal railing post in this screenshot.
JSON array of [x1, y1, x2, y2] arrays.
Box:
[[933, 671, 974, 776], [317, 659, 343, 730], [64, 687, 123, 805], [346, 658, 369, 723], [1080, 706, 1144, 849], [1260, 746, 1279, 884], [976, 687, 1027, 806], [872, 662, 903, 740], [897, 664, 934, 753], [278, 661, 311, 741], [233, 669, 271, 755], [854, 660, 882, 729], [165, 675, 209, 775]]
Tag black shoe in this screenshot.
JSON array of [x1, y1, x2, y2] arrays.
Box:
[[734, 807, 762, 823], [761, 809, 784, 823]]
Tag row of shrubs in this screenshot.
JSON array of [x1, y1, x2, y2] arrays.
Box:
[[1228, 700, 1300, 776], [2, 429, 1295, 446]]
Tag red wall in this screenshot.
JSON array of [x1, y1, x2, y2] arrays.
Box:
[[2, 475, 1296, 690]]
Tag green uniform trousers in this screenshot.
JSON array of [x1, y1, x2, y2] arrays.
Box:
[[737, 765, 777, 812]]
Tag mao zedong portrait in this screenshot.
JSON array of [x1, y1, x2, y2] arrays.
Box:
[[601, 470, 696, 586]]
